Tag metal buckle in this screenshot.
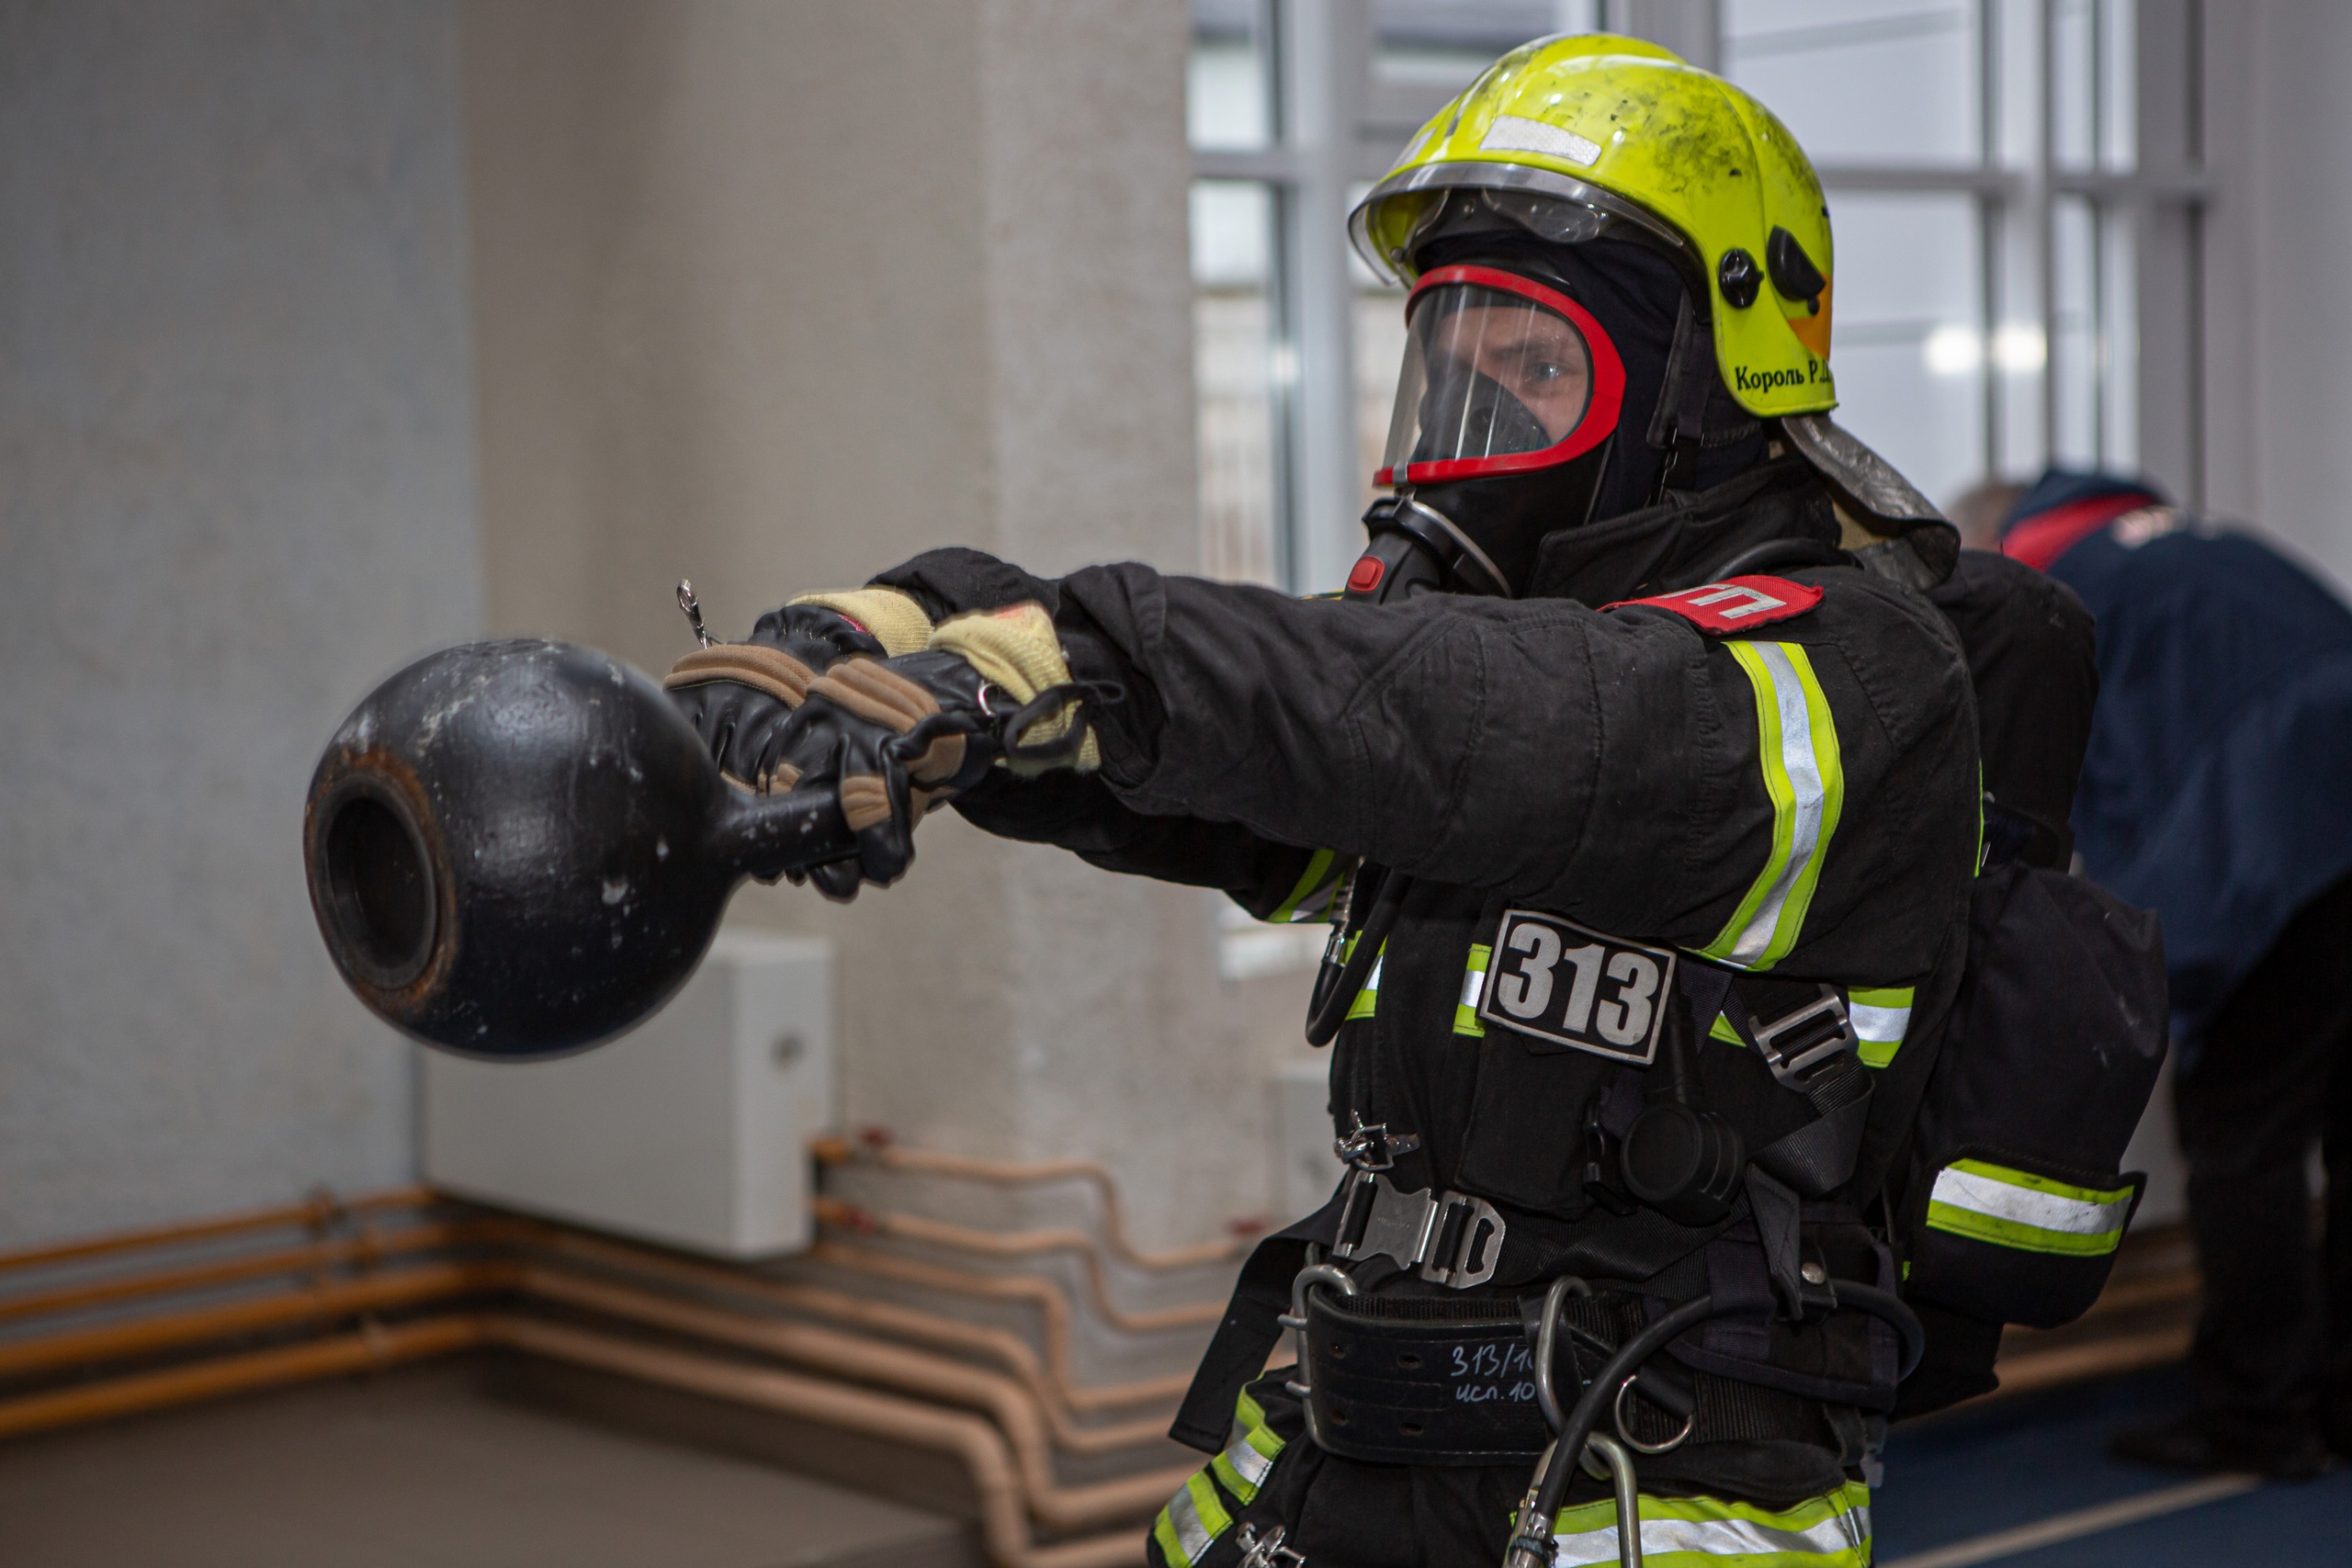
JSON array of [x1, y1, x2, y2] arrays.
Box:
[[1237, 1523, 1307, 1568], [1748, 985, 1856, 1091], [1329, 1169, 1505, 1289], [1333, 1110, 1419, 1171], [1281, 1262, 1358, 1450]]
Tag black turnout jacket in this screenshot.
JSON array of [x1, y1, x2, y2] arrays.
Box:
[[869, 457, 1982, 1501]]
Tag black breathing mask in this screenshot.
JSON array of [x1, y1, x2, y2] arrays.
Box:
[[1343, 238, 1766, 604]]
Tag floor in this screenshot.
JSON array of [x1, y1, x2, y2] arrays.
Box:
[[1874, 1367, 2352, 1566], [10, 1357, 2352, 1566], [0, 1364, 978, 1568]]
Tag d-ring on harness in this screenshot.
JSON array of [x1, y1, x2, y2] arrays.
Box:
[[1528, 1276, 1646, 1568]]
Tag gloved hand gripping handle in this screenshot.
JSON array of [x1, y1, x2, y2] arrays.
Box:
[[705, 779, 859, 883]]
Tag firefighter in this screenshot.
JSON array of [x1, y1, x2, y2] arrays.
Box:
[[671, 36, 1978, 1568]]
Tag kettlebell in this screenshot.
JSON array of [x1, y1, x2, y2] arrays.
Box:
[[302, 638, 852, 1060]]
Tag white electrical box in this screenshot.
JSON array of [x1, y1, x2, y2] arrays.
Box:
[[424, 930, 834, 1258]]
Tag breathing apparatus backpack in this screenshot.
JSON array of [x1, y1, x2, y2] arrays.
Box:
[[1889, 548, 2168, 1416]]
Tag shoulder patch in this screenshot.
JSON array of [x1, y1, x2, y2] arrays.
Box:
[[1603, 575, 1825, 635]]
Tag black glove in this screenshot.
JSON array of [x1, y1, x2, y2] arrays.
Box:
[[664, 604, 888, 788], [775, 633, 1099, 901], [769, 650, 1007, 898]]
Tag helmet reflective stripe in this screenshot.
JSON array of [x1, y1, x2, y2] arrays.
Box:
[[1351, 35, 1838, 419], [1849, 986, 1916, 1067], [1152, 1470, 1232, 1567], [1701, 641, 1845, 971], [1927, 1159, 2136, 1257], [1542, 1481, 1872, 1566]]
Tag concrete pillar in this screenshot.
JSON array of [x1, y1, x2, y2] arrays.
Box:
[[462, 0, 1278, 1246], [0, 3, 481, 1245]]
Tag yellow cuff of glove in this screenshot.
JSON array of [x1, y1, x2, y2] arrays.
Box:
[[787, 588, 934, 658], [928, 602, 1100, 773]]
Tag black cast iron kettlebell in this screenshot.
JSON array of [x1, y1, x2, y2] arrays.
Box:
[[302, 639, 852, 1060]]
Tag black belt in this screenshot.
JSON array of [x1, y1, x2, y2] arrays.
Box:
[[1298, 1285, 1832, 1466]]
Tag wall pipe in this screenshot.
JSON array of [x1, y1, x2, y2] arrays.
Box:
[[0, 1242, 1172, 1471], [813, 1201, 1225, 1334], [0, 1313, 1154, 1568], [808, 1240, 1204, 1397], [534, 1226, 1182, 1435], [0, 1188, 437, 1277], [0, 1234, 1191, 1546], [0, 1311, 484, 1441], [0, 1258, 518, 1382], [0, 1217, 520, 1326], [814, 1134, 1248, 1270], [519, 1266, 1193, 1525], [487, 1315, 1149, 1568]]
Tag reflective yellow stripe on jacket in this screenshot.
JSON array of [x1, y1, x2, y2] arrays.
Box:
[[1539, 1481, 1871, 1567], [1702, 640, 1844, 971], [1151, 1391, 1288, 1565]]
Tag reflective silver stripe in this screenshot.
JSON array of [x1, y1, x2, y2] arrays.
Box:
[[1706, 640, 1843, 970], [1849, 1000, 1910, 1043], [1163, 1476, 1216, 1564], [1550, 1499, 1871, 1565], [1930, 1166, 2132, 1236], [1222, 1419, 1274, 1490]]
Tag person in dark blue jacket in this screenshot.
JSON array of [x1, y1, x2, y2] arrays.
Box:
[[2001, 468, 2352, 1477]]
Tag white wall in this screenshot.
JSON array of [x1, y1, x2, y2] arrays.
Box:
[[460, 0, 1279, 1248], [0, 3, 482, 1247]]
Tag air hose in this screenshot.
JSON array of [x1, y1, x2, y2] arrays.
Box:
[[1304, 867, 1409, 1046]]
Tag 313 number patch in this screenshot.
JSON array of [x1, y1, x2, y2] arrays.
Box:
[[1475, 910, 1678, 1066]]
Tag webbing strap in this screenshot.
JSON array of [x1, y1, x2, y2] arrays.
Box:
[[1170, 1189, 1349, 1453]]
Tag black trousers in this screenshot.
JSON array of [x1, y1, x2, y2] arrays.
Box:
[[2175, 873, 2352, 1445]]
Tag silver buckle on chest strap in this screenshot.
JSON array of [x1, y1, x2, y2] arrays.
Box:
[[1329, 1168, 1505, 1288], [1749, 984, 1858, 1092]]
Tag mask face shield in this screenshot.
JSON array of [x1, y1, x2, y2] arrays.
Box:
[[1375, 265, 1626, 490]]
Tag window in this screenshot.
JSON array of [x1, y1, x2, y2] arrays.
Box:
[[1189, 0, 2210, 602]]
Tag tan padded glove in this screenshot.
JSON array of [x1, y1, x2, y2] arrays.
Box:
[[927, 602, 1100, 773], [786, 588, 934, 658]]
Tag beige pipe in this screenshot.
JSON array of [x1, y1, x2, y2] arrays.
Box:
[[520, 1266, 1193, 1525], [815, 1136, 1247, 1270], [808, 1241, 1205, 1402], [533, 1227, 1182, 1434], [0, 1312, 485, 1441], [0, 1314, 1156, 1568], [0, 1217, 518, 1325], [0, 1259, 520, 1382], [487, 1315, 1152, 1568], [814, 1201, 1224, 1335], [0, 1187, 436, 1275]]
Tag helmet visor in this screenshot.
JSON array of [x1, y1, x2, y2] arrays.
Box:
[[1375, 265, 1625, 487]]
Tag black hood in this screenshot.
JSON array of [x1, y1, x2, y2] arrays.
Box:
[[1523, 455, 1842, 605], [1415, 232, 1770, 522]]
